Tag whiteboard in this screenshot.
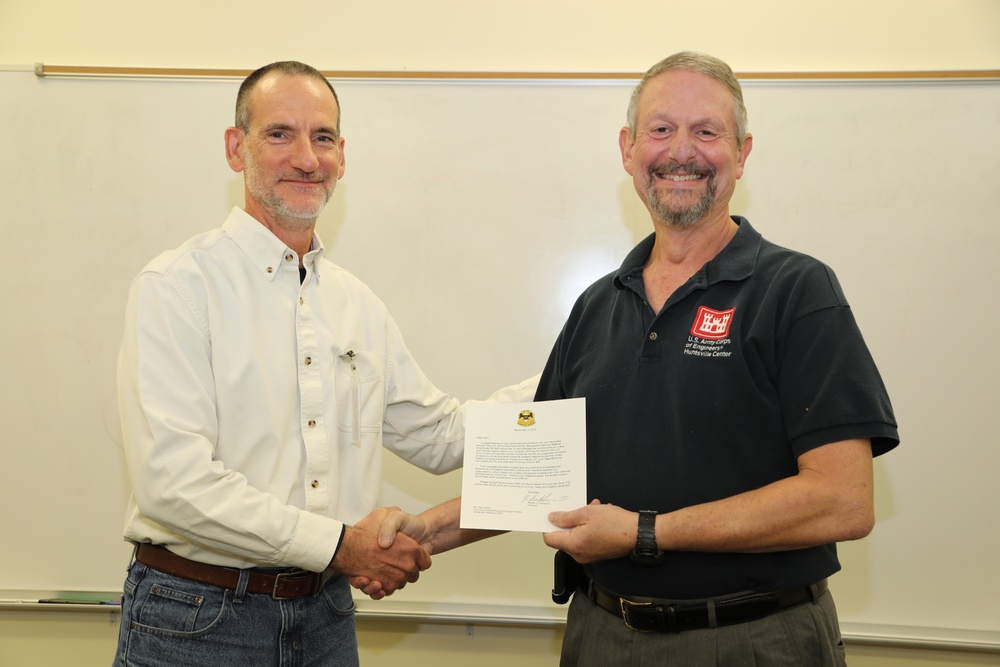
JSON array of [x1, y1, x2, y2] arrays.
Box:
[[0, 70, 997, 637]]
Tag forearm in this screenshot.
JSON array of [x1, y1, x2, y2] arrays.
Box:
[[546, 439, 875, 561], [123, 438, 342, 571], [661, 465, 873, 553], [417, 497, 504, 555], [383, 372, 541, 475]]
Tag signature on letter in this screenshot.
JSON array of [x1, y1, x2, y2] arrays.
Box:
[[521, 492, 569, 507]]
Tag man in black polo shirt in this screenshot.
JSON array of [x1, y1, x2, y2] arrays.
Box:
[[360, 51, 898, 666]]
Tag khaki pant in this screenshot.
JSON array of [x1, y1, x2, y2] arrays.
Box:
[[560, 587, 847, 667]]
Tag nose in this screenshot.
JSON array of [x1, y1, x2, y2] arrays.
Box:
[[666, 130, 697, 164], [289, 135, 320, 173]]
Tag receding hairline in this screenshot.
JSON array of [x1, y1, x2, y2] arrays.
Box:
[[235, 61, 341, 135]]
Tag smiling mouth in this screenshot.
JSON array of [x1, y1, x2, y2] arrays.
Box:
[[650, 162, 714, 184], [655, 172, 704, 181], [281, 179, 325, 189]]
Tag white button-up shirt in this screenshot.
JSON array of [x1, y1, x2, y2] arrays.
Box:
[[118, 207, 535, 572]]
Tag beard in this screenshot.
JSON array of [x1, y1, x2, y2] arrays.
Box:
[[243, 150, 336, 230], [644, 163, 717, 228]]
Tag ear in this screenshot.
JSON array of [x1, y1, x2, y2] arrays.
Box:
[[335, 136, 346, 180], [224, 126, 246, 173], [619, 126, 636, 177], [735, 133, 753, 180]]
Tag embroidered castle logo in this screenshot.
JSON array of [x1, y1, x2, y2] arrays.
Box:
[[684, 306, 736, 359], [690, 306, 736, 340]]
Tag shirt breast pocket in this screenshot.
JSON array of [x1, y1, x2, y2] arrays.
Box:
[[336, 350, 386, 444]]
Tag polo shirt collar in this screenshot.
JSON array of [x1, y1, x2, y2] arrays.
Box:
[[222, 207, 326, 281], [613, 216, 761, 291]]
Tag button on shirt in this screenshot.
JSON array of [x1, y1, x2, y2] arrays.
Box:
[[119, 207, 535, 572]]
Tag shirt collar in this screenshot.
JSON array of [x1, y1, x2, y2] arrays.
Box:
[[222, 207, 326, 281], [613, 216, 761, 291]]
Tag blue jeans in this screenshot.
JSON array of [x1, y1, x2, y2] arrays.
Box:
[[113, 559, 358, 666]]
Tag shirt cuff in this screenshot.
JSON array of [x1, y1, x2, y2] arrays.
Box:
[[486, 373, 541, 403], [332, 524, 347, 561], [286, 511, 346, 573]]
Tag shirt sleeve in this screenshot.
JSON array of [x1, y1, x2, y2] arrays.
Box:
[[379, 315, 540, 473], [118, 271, 342, 572], [775, 265, 899, 458]]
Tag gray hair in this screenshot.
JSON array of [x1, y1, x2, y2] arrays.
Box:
[[235, 61, 341, 136], [626, 51, 748, 148]]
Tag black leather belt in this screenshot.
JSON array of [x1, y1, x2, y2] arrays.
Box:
[[586, 578, 828, 633], [136, 543, 332, 600]]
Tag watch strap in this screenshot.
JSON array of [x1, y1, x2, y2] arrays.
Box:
[[630, 509, 666, 565]]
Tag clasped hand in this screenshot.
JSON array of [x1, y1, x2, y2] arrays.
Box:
[[346, 500, 634, 600], [348, 507, 432, 600], [333, 506, 430, 600]]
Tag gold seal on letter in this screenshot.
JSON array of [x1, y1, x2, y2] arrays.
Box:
[[517, 410, 535, 427]]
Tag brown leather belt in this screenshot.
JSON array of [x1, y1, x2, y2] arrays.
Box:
[[587, 578, 828, 633], [135, 543, 332, 600]]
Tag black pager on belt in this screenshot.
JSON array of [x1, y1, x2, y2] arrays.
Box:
[[552, 550, 582, 604]]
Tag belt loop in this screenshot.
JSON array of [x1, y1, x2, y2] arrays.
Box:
[[665, 605, 678, 633], [317, 568, 334, 596], [706, 599, 718, 628], [654, 605, 666, 632], [808, 582, 820, 603], [233, 568, 250, 604]]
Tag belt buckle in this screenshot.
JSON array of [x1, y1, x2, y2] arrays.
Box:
[[272, 571, 303, 600], [620, 597, 653, 632]]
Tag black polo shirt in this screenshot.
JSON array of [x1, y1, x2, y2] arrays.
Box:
[[536, 217, 898, 599]]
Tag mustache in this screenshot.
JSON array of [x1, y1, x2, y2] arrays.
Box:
[[278, 169, 329, 183], [647, 162, 715, 178]]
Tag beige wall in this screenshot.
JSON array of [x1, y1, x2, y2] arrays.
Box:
[[1, 0, 997, 664], [1, 0, 998, 72], [1, 612, 998, 667]]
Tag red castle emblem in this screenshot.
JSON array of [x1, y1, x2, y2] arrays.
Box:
[[690, 306, 736, 340]]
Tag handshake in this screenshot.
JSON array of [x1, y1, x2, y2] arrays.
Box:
[[332, 504, 437, 601], [331, 497, 622, 601]]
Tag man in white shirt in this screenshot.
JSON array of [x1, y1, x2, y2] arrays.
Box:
[[113, 60, 534, 667]]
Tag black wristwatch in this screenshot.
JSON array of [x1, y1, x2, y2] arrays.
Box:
[[629, 510, 666, 565]]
